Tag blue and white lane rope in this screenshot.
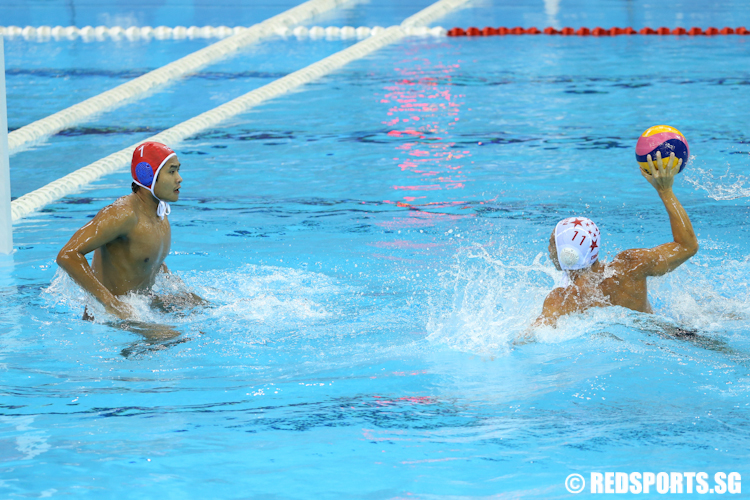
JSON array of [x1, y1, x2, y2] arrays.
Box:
[[9, 0, 471, 222], [5, 0, 354, 155], [0, 25, 447, 41]]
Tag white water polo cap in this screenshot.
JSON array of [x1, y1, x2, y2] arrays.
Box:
[[554, 217, 601, 270], [131, 141, 176, 219]]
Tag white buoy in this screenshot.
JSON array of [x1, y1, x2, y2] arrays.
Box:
[[37, 25, 52, 40], [309, 26, 325, 39], [216, 26, 233, 38], [275, 26, 290, 38], [199, 26, 214, 38], [51, 26, 65, 39], [172, 26, 187, 39], [94, 25, 108, 40], [64, 26, 79, 40], [78, 25, 94, 41], [340, 26, 356, 39], [0, 37, 13, 257], [124, 26, 140, 41], [186, 26, 200, 39], [6, 26, 22, 39], [355, 26, 371, 39], [153, 26, 171, 39], [293, 26, 309, 39], [371, 26, 386, 36], [431, 26, 447, 37], [325, 26, 341, 39], [22, 26, 37, 40], [140, 26, 154, 40], [108, 26, 124, 40]]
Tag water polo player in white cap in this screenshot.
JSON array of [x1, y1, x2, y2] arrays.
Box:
[[57, 142, 203, 324], [531, 150, 698, 329]]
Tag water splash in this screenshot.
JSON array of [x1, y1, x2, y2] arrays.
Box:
[[426, 244, 557, 354], [42, 264, 338, 329], [427, 244, 750, 355], [685, 166, 750, 200]]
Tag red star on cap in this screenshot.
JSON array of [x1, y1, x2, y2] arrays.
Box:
[[571, 218, 584, 227], [590, 239, 598, 251]]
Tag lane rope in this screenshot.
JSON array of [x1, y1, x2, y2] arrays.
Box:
[[10, 0, 471, 222], [5, 0, 354, 155], [0, 25, 447, 41], [447, 25, 750, 36]]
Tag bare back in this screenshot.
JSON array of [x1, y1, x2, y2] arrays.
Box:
[[553, 253, 654, 318], [533, 151, 698, 328]]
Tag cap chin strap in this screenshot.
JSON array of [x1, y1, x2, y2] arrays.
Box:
[[133, 153, 175, 220], [559, 272, 571, 288], [156, 200, 171, 219]]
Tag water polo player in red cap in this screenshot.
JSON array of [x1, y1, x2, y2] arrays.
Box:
[[527, 151, 698, 331], [57, 142, 200, 321]]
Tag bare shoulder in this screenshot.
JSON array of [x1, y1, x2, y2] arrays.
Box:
[[535, 286, 581, 326], [87, 196, 138, 236]]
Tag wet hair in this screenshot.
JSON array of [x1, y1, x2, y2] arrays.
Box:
[[131, 182, 140, 193]]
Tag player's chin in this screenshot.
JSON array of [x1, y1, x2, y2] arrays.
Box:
[[167, 190, 180, 202]]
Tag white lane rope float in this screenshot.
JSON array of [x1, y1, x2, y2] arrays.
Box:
[[5, 0, 354, 155], [10, 0, 472, 222], [0, 25, 447, 41]]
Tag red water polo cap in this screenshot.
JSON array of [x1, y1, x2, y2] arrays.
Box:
[[131, 142, 176, 190]]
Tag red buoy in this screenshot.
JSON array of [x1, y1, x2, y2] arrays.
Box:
[[609, 27, 623, 36], [688, 27, 703, 35], [466, 27, 482, 36], [656, 27, 670, 35], [482, 26, 498, 36], [737, 26, 749, 35], [591, 27, 608, 36], [622, 27, 637, 35], [560, 27, 575, 35], [672, 27, 687, 35], [720, 27, 735, 35], [640, 27, 656, 35], [544, 27, 559, 35], [705, 27, 719, 35], [576, 27, 591, 36], [510, 26, 525, 35], [497, 27, 510, 35], [526, 27, 541, 34]]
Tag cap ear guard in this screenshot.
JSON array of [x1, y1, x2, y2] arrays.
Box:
[[559, 247, 580, 268], [135, 162, 154, 186]]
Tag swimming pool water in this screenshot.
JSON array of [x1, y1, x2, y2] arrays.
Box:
[[2, 1, 750, 498]]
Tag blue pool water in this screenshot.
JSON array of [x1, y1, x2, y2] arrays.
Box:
[[3, 1, 750, 498]]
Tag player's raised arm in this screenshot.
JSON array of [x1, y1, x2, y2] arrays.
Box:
[[56, 202, 137, 319], [615, 151, 698, 278]]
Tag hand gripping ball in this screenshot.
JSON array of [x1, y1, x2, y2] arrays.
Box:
[[635, 125, 689, 174]]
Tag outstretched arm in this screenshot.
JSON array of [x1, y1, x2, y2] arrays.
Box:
[[56, 205, 137, 319], [617, 151, 698, 277]]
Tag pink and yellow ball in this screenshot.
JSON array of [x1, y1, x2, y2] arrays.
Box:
[[635, 125, 689, 174]]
